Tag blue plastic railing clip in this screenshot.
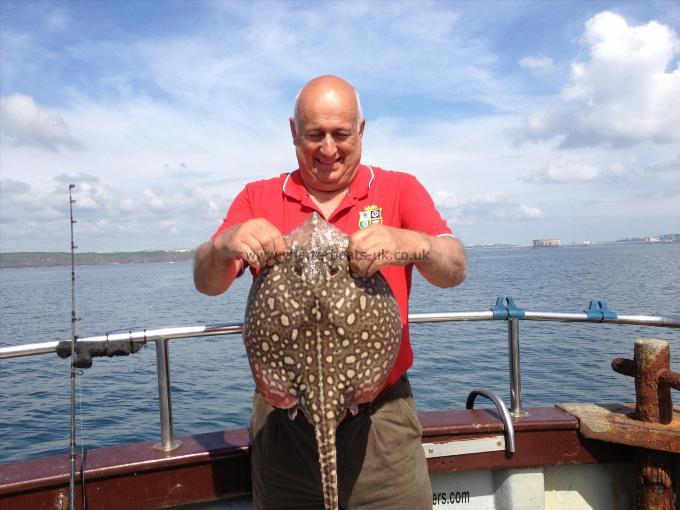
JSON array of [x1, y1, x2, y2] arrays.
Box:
[[584, 299, 618, 322], [491, 296, 525, 320]]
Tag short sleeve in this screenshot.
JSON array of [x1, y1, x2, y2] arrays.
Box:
[[209, 186, 255, 277], [211, 186, 254, 240], [399, 174, 453, 237]]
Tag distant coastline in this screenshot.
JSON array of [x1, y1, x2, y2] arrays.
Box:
[[467, 233, 680, 250], [2, 235, 679, 268], [0, 250, 195, 269]]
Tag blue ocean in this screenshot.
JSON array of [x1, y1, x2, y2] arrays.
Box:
[[1, 243, 679, 464]]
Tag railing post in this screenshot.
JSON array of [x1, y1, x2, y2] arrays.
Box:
[[154, 338, 181, 451], [508, 319, 527, 417]]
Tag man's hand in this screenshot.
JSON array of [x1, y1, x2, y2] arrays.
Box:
[[194, 219, 287, 296], [348, 225, 424, 277], [214, 219, 287, 269], [347, 224, 467, 288]]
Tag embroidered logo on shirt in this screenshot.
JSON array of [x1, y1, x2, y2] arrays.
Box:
[[359, 205, 383, 229]]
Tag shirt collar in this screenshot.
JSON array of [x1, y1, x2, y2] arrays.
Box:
[[347, 164, 373, 199], [281, 164, 374, 202], [281, 170, 306, 201]]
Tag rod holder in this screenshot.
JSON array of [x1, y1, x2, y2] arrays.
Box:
[[154, 338, 181, 452]]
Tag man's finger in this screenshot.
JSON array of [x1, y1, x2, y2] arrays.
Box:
[[347, 252, 364, 276], [258, 231, 285, 265], [264, 236, 285, 266], [271, 234, 288, 256], [363, 252, 384, 277], [349, 251, 377, 278], [348, 237, 374, 266], [241, 234, 267, 269]]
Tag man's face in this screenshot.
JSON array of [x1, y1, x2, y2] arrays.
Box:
[[290, 90, 365, 193]]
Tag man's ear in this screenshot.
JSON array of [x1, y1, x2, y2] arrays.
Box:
[[289, 117, 298, 145], [358, 119, 366, 138]]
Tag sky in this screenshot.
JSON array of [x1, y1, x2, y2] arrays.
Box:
[[1, 0, 679, 251]]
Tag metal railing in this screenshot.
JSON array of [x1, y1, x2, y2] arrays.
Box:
[[2, 299, 679, 451]]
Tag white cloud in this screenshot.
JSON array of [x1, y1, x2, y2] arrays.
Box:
[[132, 1, 499, 112], [144, 189, 166, 211], [45, 7, 71, 31], [1, 3, 678, 249], [71, 182, 110, 211], [520, 11, 680, 147], [433, 190, 508, 209], [523, 154, 671, 184], [0, 179, 31, 194], [0, 179, 63, 228], [0, 171, 237, 250], [519, 55, 554, 70], [0, 94, 81, 151], [519, 205, 542, 219], [644, 153, 680, 174], [527, 157, 601, 182], [433, 190, 542, 224]]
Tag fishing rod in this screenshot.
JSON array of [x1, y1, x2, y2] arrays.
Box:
[[68, 184, 78, 510]]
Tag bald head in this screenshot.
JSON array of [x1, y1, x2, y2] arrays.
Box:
[[293, 75, 363, 130], [289, 75, 366, 194]]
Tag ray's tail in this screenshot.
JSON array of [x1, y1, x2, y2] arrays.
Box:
[[314, 417, 339, 510]]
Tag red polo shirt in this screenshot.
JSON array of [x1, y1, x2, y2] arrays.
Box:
[[213, 164, 453, 388]]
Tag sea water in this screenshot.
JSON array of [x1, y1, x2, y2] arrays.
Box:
[[1, 243, 678, 464]]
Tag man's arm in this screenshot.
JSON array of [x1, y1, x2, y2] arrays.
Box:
[[193, 240, 242, 296], [414, 234, 467, 288], [347, 225, 467, 288], [193, 219, 288, 296]]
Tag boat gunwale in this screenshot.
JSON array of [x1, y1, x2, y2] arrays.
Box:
[[0, 406, 631, 502]]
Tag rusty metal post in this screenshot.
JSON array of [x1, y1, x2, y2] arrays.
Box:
[[612, 338, 680, 510]]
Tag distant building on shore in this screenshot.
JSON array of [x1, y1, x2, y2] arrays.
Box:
[[660, 234, 680, 242], [616, 233, 680, 244], [533, 239, 560, 248]]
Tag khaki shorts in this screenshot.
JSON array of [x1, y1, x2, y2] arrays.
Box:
[[249, 375, 432, 510]]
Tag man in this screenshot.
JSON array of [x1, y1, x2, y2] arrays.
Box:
[[194, 75, 467, 509]]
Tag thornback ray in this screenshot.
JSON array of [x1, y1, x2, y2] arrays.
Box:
[[243, 212, 402, 510]]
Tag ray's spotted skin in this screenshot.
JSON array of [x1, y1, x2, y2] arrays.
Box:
[[243, 213, 402, 510]]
